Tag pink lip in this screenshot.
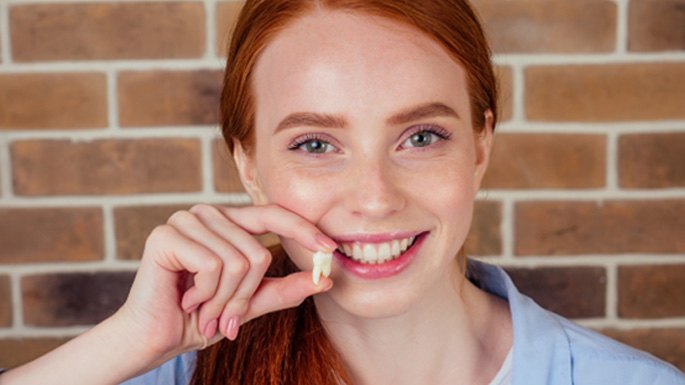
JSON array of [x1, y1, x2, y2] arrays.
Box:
[[333, 232, 429, 280], [332, 231, 422, 244]]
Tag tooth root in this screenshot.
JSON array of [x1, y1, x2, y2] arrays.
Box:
[[322, 256, 332, 277], [312, 251, 331, 285], [312, 262, 322, 285]]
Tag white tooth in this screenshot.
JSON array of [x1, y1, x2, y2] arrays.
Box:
[[363, 244, 378, 263], [352, 244, 363, 261], [323, 257, 332, 277], [409, 236, 415, 245], [391, 240, 401, 257], [312, 251, 331, 284], [378, 243, 391, 263], [342, 244, 353, 256], [312, 260, 322, 285], [400, 238, 408, 252]]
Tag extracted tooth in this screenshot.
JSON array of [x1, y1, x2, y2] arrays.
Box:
[[312, 250, 333, 285]]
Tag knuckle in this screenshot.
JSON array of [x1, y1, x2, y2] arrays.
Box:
[[189, 203, 216, 216], [146, 224, 175, 245], [251, 248, 272, 270], [201, 255, 223, 273], [226, 258, 249, 276], [167, 210, 195, 226]]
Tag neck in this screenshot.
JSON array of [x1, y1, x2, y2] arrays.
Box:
[[314, 270, 512, 385]]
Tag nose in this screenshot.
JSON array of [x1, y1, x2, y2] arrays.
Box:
[[343, 155, 406, 219]]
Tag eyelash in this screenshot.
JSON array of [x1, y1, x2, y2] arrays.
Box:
[[287, 133, 333, 151]]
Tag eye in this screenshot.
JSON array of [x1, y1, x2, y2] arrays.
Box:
[[400, 126, 451, 149], [288, 134, 336, 154]]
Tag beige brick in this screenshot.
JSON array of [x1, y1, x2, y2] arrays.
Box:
[[216, 1, 245, 57], [11, 139, 202, 196], [473, 0, 616, 53], [483, 134, 606, 189], [619, 133, 685, 188], [0, 276, 11, 327], [465, 201, 502, 256], [602, 328, 685, 371], [618, 265, 685, 319], [22, 272, 134, 327], [0, 208, 103, 263], [0, 73, 107, 129], [118, 70, 223, 127], [0, 337, 71, 369], [114, 204, 190, 260], [629, 0, 685, 52], [515, 200, 685, 255], [10, 3, 205, 61], [212, 138, 246, 193], [525, 63, 685, 122]]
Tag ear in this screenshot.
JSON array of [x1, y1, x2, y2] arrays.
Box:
[[473, 109, 494, 194], [232, 140, 269, 205]]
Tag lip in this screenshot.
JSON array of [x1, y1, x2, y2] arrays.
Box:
[[333, 231, 429, 279], [332, 230, 422, 244]]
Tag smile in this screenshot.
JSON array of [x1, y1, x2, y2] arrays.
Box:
[[337, 235, 417, 264]]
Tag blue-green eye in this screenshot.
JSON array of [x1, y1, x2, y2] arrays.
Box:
[[288, 134, 336, 154], [401, 127, 450, 149]]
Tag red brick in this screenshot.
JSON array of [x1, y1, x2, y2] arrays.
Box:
[[0, 208, 103, 263], [11, 139, 202, 196], [496, 66, 513, 123], [0, 276, 11, 327], [619, 133, 685, 188], [10, 3, 205, 61], [473, 0, 616, 53], [629, 0, 685, 52], [602, 328, 685, 371], [465, 201, 502, 256], [618, 265, 685, 318], [22, 272, 134, 327], [0, 337, 71, 369], [216, 1, 245, 57], [505, 266, 606, 319], [118, 70, 223, 127], [515, 200, 685, 255], [525, 63, 685, 122], [0, 73, 107, 129], [212, 138, 246, 193], [483, 134, 606, 189], [114, 204, 190, 260]]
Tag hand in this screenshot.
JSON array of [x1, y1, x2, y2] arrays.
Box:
[[115, 204, 336, 367]]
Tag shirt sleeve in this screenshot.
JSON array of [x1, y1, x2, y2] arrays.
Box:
[[119, 352, 196, 385]]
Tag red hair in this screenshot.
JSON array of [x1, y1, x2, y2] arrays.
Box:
[[192, 1, 498, 383]]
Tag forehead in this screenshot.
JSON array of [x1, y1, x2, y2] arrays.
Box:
[[252, 10, 469, 129]]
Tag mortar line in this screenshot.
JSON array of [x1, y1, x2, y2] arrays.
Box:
[[0, 133, 13, 198], [605, 262, 618, 321], [0, 0, 11, 64], [106, 68, 119, 131], [615, 0, 629, 54], [102, 203, 117, 263], [606, 130, 619, 191]]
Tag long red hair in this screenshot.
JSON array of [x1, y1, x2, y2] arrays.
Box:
[[192, 1, 498, 383]]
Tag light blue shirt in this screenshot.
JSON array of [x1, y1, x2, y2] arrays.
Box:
[[122, 260, 685, 384]]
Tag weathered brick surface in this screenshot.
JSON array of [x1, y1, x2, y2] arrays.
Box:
[[482, 134, 606, 189], [525, 63, 685, 122], [618, 265, 685, 319], [118, 70, 223, 127], [474, 0, 616, 53], [0, 73, 107, 130], [515, 200, 685, 255], [628, 0, 685, 52], [11, 139, 202, 196], [216, 1, 245, 57], [212, 138, 247, 193], [0, 337, 71, 369], [22, 272, 134, 327], [0, 208, 103, 263], [10, 3, 205, 61], [506, 266, 606, 319], [602, 328, 685, 371], [115, 204, 190, 260], [465, 201, 502, 256], [619, 133, 685, 189], [0, 276, 11, 327]]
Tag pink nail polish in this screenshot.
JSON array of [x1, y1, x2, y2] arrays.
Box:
[[226, 316, 241, 341], [315, 233, 337, 251], [204, 319, 218, 339]]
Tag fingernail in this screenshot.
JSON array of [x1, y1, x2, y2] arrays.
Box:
[[315, 233, 337, 252], [184, 303, 199, 314], [226, 316, 241, 341], [204, 319, 218, 339]]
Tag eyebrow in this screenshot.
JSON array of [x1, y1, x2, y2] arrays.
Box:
[[274, 102, 459, 133]]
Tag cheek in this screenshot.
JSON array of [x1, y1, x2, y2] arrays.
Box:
[[261, 168, 334, 223]]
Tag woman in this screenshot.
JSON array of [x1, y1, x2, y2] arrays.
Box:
[[1, 1, 683, 384]]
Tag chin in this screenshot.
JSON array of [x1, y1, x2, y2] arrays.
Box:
[[316, 281, 421, 319]]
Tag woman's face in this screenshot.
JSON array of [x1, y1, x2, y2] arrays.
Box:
[[237, 10, 492, 318]]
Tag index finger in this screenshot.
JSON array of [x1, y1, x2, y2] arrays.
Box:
[[218, 204, 337, 252]]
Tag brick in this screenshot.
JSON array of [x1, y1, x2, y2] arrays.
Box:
[[618, 265, 685, 318], [118, 70, 223, 127], [11, 139, 202, 196], [0, 337, 71, 369], [10, 3, 204, 61], [602, 328, 685, 372], [515, 200, 685, 255], [212, 138, 246, 193], [0, 208, 103, 263], [465, 201, 502, 256], [495, 66, 513, 123], [629, 0, 685, 52], [115, 204, 190, 260], [482, 134, 606, 189], [619, 133, 685, 189], [525, 63, 685, 122], [216, 1, 245, 57], [0, 73, 107, 130], [22, 272, 134, 327], [473, 0, 616, 53], [0, 276, 11, 327], [505, 266, 606, 319]]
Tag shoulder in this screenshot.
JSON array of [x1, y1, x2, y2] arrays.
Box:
[[119, 351, 196, 385]]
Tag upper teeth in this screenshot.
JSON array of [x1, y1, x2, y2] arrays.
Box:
[[339, 236, 415, 264]]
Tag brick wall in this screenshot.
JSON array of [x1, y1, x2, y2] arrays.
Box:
[[0, 0, 684, 371]]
